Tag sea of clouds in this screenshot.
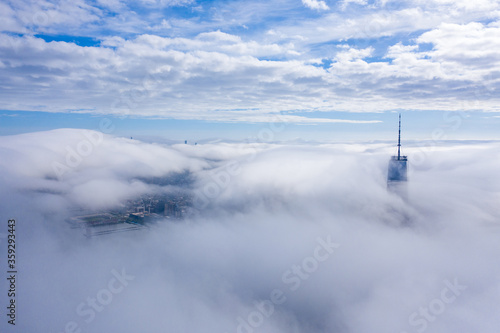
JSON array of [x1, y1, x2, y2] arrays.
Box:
[[1, 128, 500, 333]]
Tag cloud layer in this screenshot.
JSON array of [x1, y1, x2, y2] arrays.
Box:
[[1, 1, 500, 121], [1, 129, 500, 332]]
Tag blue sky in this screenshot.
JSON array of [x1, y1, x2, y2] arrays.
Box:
[[1, 0, 500, 140]]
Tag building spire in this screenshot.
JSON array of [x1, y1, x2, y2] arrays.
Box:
[[397, 113, 401, 160]]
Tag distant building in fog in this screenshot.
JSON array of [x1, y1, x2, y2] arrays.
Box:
[[164, 201, 182, 218]]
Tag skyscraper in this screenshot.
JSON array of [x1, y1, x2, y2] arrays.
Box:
[[387, 114, 408, 198]]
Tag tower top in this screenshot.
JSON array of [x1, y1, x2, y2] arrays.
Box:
[[397, 113, 401, 160]]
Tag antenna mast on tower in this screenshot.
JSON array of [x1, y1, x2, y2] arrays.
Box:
[[397, 113, 401, 160]]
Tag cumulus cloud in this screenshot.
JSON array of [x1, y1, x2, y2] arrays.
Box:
[[1, 1, 500, 118], [1, 129, 500, 332], [417, 21, 500, 71], [2, 22, 500, 119], [334, 46, 374, 62], [302, 0, 330, 11]]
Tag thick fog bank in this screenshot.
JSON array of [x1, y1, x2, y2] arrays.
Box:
[[0, 129, 499, 333]]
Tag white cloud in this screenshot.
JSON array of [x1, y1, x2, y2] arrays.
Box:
[[3, 0, 102, 34], [2, 27, 500, 119], [334, 46, 374, 62], [0, 2, 26, 33], [271, 1, 500, 47], [417, 22, 500, 68], [340, 0, 368, 10], [138, 0, 194, 7], [302, 0, 330, 11], [2, 1, 500, 118]]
